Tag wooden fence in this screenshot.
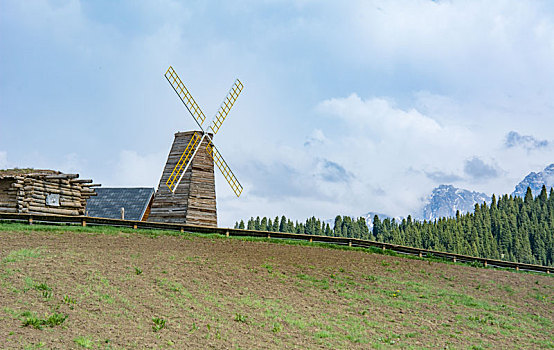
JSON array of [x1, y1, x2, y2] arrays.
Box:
[[0, 212, 551, 274]]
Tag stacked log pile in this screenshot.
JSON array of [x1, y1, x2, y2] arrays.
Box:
[[148, 131, 217, 226], [0, 169, 98, 216]]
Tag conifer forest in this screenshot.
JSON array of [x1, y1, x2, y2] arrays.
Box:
[[236, 186, 554, 266]]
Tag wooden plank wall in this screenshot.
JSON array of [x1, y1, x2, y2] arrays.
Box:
[[148, 131, 217, 226], [0, 172, 97, 215]]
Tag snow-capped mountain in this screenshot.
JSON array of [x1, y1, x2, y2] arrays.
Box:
[[421, 184, 490, 221], [324, 212, 395, 229], [362, 212, 393, 228], [512, 163, 554, 197]]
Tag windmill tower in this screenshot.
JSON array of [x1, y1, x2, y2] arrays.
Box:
[[148, 66, 244, 227]]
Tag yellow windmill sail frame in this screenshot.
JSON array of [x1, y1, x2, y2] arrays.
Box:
[[165, 66, 206, 127], [209, 79, 243, 135], [166, 132, 202, 192], [206, 141, 243, 197]]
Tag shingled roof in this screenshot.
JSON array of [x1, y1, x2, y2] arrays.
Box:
[[86, 188, 154, 221]]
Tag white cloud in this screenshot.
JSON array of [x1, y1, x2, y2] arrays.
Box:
[[2, 1, 554, 227], [304, 129, 326, 147], [112, 150, 166, 188]]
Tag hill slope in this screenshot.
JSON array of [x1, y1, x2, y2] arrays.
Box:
[[0, 224, 552, 349]]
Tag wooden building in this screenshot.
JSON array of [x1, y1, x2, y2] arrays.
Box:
[[147, 131, 217, 226], [0, 169, 98, 216]]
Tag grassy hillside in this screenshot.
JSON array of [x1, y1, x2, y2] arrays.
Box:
[[0, 222, 552, 349]]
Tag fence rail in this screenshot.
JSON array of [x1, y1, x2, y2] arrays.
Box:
[[0, 212, 551, 274]]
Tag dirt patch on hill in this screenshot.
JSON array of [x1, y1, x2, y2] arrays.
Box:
[[0, 228, 552, 349]]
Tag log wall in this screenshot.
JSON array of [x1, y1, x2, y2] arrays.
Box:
[[148, 131, 217, 226], [0, 171, 97, 216]]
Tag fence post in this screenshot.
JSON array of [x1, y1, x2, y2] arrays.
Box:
[[453, 257, 456, 263], [348, 241, 352, 247], [28, 216, 33, 225], [483, 260, 487, 267], [133, 224, 137, 230], [120, 207, 125, 220], [180, 227, 184, 233], [81, 219, 86, 227], [418, 252, 422, 258], [226, 230, 229, 237], [309, 237, 312, 243]]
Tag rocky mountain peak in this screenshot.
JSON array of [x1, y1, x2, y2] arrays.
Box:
[[421, 185, 490, 221], [512, 163, 554, 197]]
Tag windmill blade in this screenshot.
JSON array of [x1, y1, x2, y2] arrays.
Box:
[[205, 140, 243, 197], [166, 132, 205, 192], [165, 66, 207, 129], [209, 79, 243, 135]]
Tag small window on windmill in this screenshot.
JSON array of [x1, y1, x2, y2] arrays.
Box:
[[46, 193, 60, 207]]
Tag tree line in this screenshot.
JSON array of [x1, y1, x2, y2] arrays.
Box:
[[235, 186, 554, 266]]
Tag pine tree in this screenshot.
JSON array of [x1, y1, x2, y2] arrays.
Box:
[[279, 215, 287, 232], [372, 215, 382, 241], [325, 223, 332, 236], [287, 219, 294, 233], [334, 216, 342, 237], [525, 187, 533, 205]]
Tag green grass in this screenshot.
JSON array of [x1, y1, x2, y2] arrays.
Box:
[[74, 336, 94, 348], [2, 248, 42, 263]]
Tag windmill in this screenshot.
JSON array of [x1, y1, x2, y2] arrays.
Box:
[[147, 66, 244, 226]]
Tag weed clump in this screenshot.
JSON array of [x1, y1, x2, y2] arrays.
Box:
[[152, 317, 166, 332], [234, 313, 248, 323], [21, 311, 68, 329]]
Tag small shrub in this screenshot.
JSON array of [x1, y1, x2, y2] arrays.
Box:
[[134, 267, 143, 275]]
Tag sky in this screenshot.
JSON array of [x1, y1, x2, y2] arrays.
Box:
[[1, 0, 553, 227]]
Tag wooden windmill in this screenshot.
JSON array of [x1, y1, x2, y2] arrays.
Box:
[[147, 66, 243, 226]]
